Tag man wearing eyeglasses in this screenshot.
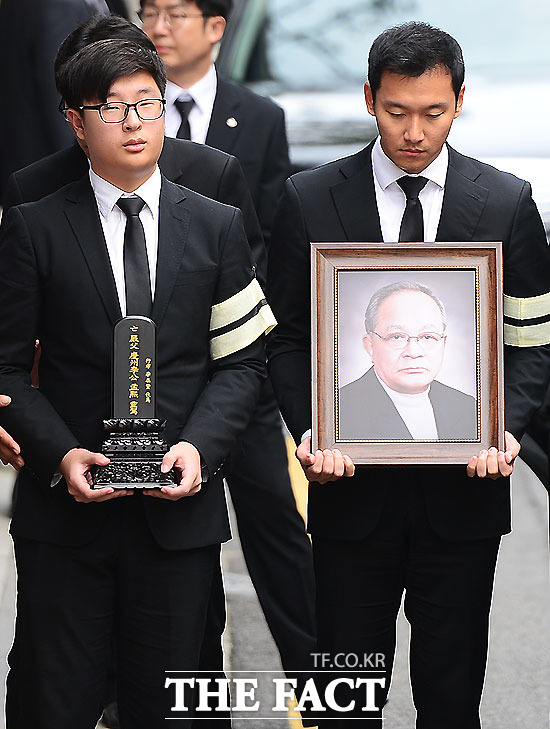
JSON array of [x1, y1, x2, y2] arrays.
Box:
[[339, 281, 477, 440], [0, 37, 272, 728], [140, 0, 317, 702], [139, 0, 290, 247]]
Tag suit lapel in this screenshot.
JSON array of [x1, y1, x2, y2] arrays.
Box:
[[151, 179, 190, 328], [64, 177, 121, 325], [436, 145, 488, 242], [330, 143, 383, 242], [205, 78, 242, 155]]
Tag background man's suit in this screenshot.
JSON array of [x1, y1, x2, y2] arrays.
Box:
[[205, 76, 291, 247], [339, 367, 477, 439], [0, 175, 266, 728], [267, 140, 550, 726], [0, 0, 109, 203], [4, 135, 316, 696]]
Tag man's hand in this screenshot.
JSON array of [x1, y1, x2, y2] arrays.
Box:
[[144, 441, 203, 500], [0, 395, 24, 471], [296, 436, 355, 484], [466, 431, 520, 479], [59, 448, 133, 502]]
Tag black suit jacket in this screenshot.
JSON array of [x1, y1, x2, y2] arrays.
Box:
[[0, 176, 266, 551], [0, 0, 108, 202], [339, 368, 477, 440], [206, 77, 291, 246], [267, 141, 550, 542], [4, 136, 267, 287]]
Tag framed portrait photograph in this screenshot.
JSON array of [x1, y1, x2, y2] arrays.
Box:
[[311, 243, 505, 465]]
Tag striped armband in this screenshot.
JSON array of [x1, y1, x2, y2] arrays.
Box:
[[503, 291, 550, 346], [210, 278, 277, 360]]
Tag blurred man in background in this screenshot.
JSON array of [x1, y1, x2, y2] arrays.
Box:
[[0, 0, 109, 203]]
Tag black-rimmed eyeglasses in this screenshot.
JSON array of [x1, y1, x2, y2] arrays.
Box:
[[79, 98, 166, 123]]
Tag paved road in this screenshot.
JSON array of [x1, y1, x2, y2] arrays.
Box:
[[0, 457, 548, 728]]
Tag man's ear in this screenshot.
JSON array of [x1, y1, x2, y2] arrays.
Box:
[[206, 15, 226, 45], [364, 82, 376, 117], [66, 107, 86, 142], [363, 333, 374, 358], [454, 84, 465, 119]]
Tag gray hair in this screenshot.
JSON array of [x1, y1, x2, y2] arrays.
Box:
[[364, 281, 447, 333]]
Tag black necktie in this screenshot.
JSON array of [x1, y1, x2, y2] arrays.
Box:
[[117, 196, 152, 317], [174, 98, 194, 140], [397, 176, 428, 242]]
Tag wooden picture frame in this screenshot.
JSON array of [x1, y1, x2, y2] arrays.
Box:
[[311, 243, 504, 465]]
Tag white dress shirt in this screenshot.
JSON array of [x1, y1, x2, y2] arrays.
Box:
[[371, 137, 448, 243], [89, 166, 161, 315], [164, 65, 218, 143]]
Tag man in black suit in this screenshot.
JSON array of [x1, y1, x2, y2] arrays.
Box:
[[339, 281, 477, 440], [0, 0, 109, 204], [138, 1, 316, 689], [0, 38, 272, 728], [268, 22, 550, 728], [3, 16, 316, 724], [140, 0, 290, 246]]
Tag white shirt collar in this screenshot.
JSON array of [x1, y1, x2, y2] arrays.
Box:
[[165, 64, 217, 116], [372, 137, 448, 191], [89, 166, 162, 220]]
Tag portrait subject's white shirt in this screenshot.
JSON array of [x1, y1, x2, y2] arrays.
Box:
[[164, 65, 217, 143], [376, 371, 439, 439], [371, 137, 448, 242], [89, 166, 161, 314]]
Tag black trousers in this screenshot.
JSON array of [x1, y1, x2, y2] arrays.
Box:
[[312, 478, 500, 729], [195, 380, 316, 727], [6, 496, 219, 729]]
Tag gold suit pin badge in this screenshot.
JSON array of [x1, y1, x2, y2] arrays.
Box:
[[226, 117, 238, 128]]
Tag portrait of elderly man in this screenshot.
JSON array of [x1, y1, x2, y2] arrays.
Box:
[[339, 281, 477, 440]]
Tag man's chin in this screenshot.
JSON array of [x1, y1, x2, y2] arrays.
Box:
[[391, 375, 433, 394]]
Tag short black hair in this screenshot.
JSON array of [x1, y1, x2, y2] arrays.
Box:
[[57, 38, 167, 110], [139, 0, 233, 21], [368, 22, 464, 102], [55, 15, 156, 92]]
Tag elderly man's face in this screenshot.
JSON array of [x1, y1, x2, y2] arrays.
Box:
[[363, 290, 446, 394]]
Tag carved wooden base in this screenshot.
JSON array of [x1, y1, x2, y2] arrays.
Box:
[[92, 419, 177, 489]]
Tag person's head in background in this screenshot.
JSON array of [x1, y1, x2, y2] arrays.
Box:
[[139, 0, 232, 87]]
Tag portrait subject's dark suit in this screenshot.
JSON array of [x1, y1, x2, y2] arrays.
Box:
[[4, 135, 316, 690], [206, 76, 291, 248], [339, 367, 477, 440], [267, 141, 550, 726], [0, 175, 267, 728]]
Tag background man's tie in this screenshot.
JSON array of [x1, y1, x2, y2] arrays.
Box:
[[174, 98, 195, 140], [397, 176, 428, 241], [117, 196, 152, 317]]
